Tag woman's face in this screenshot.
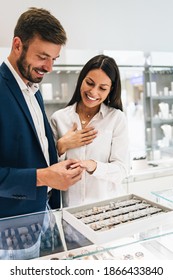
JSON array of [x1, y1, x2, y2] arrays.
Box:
[[80, 68, 112, 109]]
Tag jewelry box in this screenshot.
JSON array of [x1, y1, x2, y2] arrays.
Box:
[[63, 194, 173, 244]]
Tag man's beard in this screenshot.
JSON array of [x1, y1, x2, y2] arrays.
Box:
[[16, 51, 46, 83]]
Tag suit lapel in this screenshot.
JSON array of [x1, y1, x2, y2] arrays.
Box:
[[0, 62, 40, 142], [1, 62, 57, 165]]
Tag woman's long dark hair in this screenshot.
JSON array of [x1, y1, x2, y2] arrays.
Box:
[[67, 54, 123, 111]]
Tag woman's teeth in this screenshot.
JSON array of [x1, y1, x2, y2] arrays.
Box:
[[87, 94, 97, 101]]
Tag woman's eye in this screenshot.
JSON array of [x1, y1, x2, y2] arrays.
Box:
[[100, 87, 107, 91], [86, 80, 93, 86]]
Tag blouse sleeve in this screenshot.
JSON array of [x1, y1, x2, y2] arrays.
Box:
[[50, 114, 66, 161], [92, 113, 130, 184]]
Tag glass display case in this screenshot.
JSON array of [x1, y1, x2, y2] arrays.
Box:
[[1, 193, 173, 260], [0, 209, 91, 260], [39, 213, 173, 260], [143, 52, 173, 161], [43, 227, 173, 260], [151, 188, 173, 209]]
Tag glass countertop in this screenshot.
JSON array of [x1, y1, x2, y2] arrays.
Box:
[[40, 223, 173, 260], [151, 188, 173, 204]]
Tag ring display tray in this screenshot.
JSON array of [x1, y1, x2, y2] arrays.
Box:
[[63, 194, 173, 244]]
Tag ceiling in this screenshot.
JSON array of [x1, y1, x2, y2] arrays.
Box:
[[1, 0, 173, 52]]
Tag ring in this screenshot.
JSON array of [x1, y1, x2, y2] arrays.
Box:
[[123, 254, 134, 260], [135, 251, 144, 259]]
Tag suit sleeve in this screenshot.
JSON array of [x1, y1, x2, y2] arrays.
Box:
[[0, 167, 37, 200]]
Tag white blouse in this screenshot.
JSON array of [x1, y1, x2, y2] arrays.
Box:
[[50, 102, 129, 207]]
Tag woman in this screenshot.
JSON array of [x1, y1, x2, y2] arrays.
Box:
[[50, 54, 129, 207]]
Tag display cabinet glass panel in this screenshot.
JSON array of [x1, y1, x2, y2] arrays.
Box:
[[144, 52, 173, 161]]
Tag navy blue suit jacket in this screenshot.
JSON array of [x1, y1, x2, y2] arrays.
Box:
[[0, 62, 60, 218]]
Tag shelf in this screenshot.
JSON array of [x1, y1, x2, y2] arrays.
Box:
[[52, 65, 83, 72], [43, 100, 67, 105], [146, 118, 173, 124], [153, 118, 173, 124], [146, 95, 173, 100]]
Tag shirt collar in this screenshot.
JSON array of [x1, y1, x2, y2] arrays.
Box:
[[99, 103, 109, 118], [5, 59, 39, 95]]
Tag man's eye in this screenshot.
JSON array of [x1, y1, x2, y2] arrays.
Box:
[[38, 56, 47, 60]]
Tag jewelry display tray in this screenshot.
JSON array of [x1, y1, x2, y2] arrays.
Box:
[[63, 194, 173, 244]]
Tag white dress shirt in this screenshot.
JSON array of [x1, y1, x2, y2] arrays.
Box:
[[50, 102, 129, 207], [5, 59, 50, 167]]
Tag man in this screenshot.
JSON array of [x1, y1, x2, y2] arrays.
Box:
[[0, 7, 83, 219]]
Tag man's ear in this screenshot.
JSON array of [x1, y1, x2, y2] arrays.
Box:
[[13, 37, 23, 53]]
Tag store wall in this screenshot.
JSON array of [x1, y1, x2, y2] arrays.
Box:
[[0, 0, 173, 52]]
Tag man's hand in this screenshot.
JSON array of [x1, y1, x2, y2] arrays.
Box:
[[37, 159, 84, 190], [69, 159, 97, 174]]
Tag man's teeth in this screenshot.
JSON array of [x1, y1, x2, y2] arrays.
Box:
[[87, 95, 97, 101], [36, 70, 45, 75]]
